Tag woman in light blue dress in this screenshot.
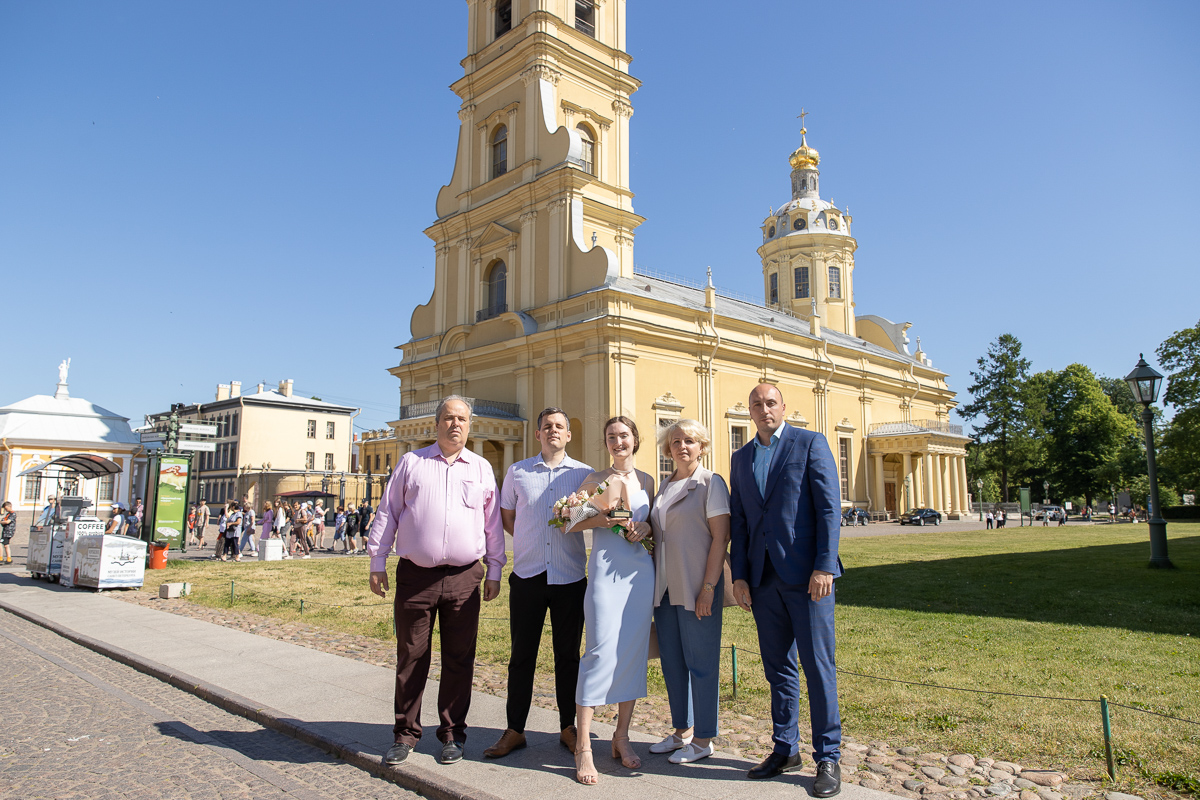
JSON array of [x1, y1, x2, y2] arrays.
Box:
[[567, 416, 655, 785]]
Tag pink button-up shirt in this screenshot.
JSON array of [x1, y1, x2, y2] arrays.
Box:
[[367, 443, 505, 580]]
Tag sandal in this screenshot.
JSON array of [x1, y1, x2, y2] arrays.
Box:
[[611, 735, 641, 769], [575, 747, 598, 785]]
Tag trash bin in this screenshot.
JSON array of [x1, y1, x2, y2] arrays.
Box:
[[149, 542, 169, 570]]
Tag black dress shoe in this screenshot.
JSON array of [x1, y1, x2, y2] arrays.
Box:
[[439, 740, 465, 764], [747, 751, 804, 780], [384, 742, 412, 765], [813, 760, 842, 798]]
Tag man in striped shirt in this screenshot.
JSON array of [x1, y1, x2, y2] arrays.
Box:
[[483, 407, 593, 759]]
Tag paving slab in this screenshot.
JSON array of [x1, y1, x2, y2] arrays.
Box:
[[0, 570, 904, 800]]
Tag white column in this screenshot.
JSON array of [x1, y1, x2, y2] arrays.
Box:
[[473, 438, 486, 457], [959, 457, 971, 515], [873, 452, 885, 515], [923, 453, 934, 510], [902, 452, 913, 509], [502, 442, 515, 474], [949, 456, 961, 514]]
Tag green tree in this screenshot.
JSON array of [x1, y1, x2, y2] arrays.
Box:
[[959, 334, 1036, 501], [1156, 320, 1200, 495], [1040, 364, 1137, 506]]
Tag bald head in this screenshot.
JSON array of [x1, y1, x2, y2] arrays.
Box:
[[748, 383, 786, 443]]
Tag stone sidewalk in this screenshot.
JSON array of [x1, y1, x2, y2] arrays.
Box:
[[0, 570, 905, 800]]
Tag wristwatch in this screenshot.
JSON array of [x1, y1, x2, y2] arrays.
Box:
[[703, 582, 715, 592]]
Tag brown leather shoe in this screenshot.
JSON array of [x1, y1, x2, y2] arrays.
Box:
[[483, 729, 527, 759], [560, 725, 578, 753]]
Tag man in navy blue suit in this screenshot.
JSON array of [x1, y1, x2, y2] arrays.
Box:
[[730, 383, 843, 797]]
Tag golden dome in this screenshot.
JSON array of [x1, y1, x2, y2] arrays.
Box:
[[789, 128, 820, 171]]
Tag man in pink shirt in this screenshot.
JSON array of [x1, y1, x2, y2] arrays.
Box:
[[368, 395, 505, 767]]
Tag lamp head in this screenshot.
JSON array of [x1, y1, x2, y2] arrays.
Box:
[[1124, 354, 1163, 406]]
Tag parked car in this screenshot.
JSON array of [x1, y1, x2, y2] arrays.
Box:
[[900, 508, 942, 526], [1034, 505, 1064, 521], [842, 507, 868, 526]]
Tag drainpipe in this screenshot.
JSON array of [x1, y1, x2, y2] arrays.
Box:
[[1, 438, 11, 507], [702, 269, 721, 469], [348, 409, 361, 475]]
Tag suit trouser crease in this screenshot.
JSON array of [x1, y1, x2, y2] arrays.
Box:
[[751, 558, 841, 763], [393, 558, 483, 746], [653, 586, 724, 739], [505, 571, 586, 733]]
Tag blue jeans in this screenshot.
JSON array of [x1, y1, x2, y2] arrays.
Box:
[[653, 586, 723, 739]]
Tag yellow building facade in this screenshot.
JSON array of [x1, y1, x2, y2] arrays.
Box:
[[386, 0, 970, 518]]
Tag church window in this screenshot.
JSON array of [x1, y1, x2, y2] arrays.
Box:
[[492, 125, 508, 179], [800, 178, 807, 190], [828, 265, 842, 299], [495, 0, 512, 38], [793, 217, 806, 231], [575, 1, 596, 37], [730, 425, 747, 453], [479, 260, 507, 321], [794, 266, 809, 298], [768, 225, 776, 238], [576, 124, 595, 175], [769, 273, 778, 305]]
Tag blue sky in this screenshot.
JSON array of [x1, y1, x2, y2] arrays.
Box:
[[2, 1, 1197, 434]]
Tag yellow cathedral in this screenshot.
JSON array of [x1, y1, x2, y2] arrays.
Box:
[[384, 0, 970, 519]]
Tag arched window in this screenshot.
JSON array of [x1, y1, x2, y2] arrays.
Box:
[[576, 124, 595, 175], [495, 0, 512, 38], [492, 125, 508, 179], [479, 260, 507, 321], [828, 265, 842, 299]]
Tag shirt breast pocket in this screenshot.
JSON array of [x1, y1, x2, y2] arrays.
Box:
[[461, 480, 485, 509]]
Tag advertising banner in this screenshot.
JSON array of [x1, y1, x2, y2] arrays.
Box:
[[153, 455, 189, 548]]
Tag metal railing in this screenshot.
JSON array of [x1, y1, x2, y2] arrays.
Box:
[[475, 303, 507, 323], [631, 265, 763, 307], [869, 419, 964, 436], [574, 18, 595, 37], [398, 398, 522, 420]]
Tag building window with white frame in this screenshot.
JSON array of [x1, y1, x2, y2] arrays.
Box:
[[828, 265, 842, 299], [326, 421, 335, 440], [23, 474, 42, 503], [98, 474, 115, 503], [838, 437, 851, 501], [574, 0, 596, 37], [305, 452, 315, 471], [576, 123, 595, 175], [730, 424, 747, 453], [324, 453, 334, 471], [492, 125, 508, 179], [307, 419, 316, 439], [657, 417, 678, 486], [794, 265, 809, 298]]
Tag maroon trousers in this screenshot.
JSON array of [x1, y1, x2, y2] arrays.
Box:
[[392, 558, 484, 746]]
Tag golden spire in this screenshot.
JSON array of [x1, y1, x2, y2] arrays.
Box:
[[789, 108, 820, 171]]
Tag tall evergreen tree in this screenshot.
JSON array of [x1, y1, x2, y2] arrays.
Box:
[[960, 334, 1034, 501]]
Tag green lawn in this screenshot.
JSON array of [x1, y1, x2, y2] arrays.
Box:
[[153, 524, 1200, 794]]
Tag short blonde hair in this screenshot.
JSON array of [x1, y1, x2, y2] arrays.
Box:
[[659, 418, 711, 459]]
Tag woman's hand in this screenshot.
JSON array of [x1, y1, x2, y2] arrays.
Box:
[[695, 585, 714, 619], [623, 520, 650, 542]]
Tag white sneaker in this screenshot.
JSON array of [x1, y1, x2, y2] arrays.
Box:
[[649, 733, 692, 754], [668, 741, 714, 764]]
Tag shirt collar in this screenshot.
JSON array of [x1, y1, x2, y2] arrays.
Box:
[[534, 452, 576, 470], [421, 442, 476, 465], [752, 426, 783, 451]]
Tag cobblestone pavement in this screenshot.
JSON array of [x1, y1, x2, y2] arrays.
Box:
[[0, 608, 421, 800]]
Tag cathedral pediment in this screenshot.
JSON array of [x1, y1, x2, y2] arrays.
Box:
[[474, 221, 517, 250]]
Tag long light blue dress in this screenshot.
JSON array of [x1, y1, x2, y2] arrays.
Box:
[[576, 485, 655, 706]]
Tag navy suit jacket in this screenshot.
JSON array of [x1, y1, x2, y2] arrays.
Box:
[[730, 423, 844, 587]]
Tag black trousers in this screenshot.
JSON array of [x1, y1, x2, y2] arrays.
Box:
[[505, 571, 586, 733]]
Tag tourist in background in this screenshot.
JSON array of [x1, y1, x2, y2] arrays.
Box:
[[648, 419, 730, 766], [223, 501, 243, 562], [344, 505, 360, 554], [1, 501, 16, 564], [239, 503, 258, 556]]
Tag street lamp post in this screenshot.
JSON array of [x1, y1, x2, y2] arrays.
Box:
[[976, 478, 983, 522], [1125, 354, 1173, 569], [1043, 479, 1050, 506]]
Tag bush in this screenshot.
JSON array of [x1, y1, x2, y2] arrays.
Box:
[[1162, 505, 1200, 520]]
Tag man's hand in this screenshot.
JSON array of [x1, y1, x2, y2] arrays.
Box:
[[808, 569, 833, 602], [483, 579, 501, 602], [732, 578, 753, 611], [369, 571, 389, 598]]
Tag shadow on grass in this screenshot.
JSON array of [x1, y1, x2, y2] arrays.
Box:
[[839, 536, 1200, 636]]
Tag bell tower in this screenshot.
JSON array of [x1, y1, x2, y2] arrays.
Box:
[[756, 117, 859, 337], [410, 1, 644, 341]]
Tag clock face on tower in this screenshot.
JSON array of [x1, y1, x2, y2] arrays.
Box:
[[794, 218, 806, 231], [768, 226, 776, 238], [829, 218, 839, 231]]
